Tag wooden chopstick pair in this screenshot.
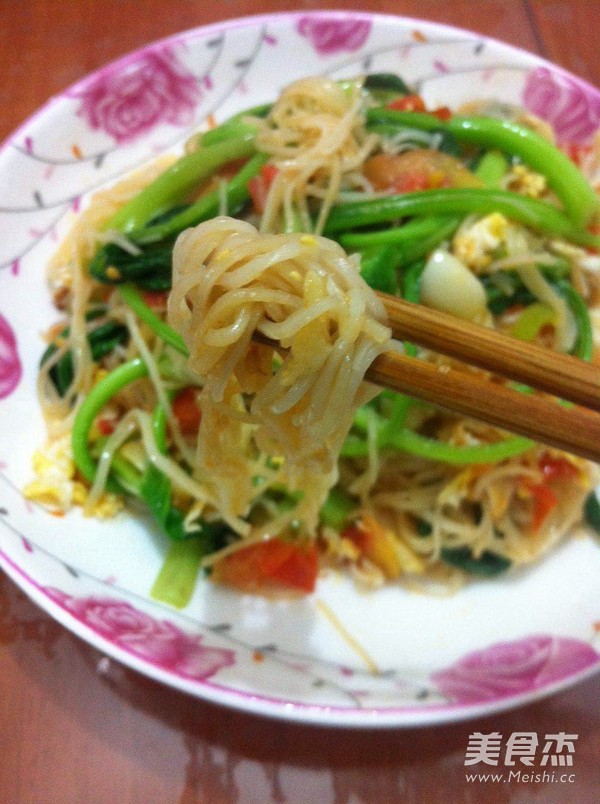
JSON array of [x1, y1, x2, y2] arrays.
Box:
[[364, 294, 600, 463]]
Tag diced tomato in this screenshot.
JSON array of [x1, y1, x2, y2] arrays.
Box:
[[172, 387, 201, 435], [141, 290, 169, 309], [363, 150, 480, 193], [342, 524, 369, 552], [387, 94, 428, 113], [213, 538, 319, 594], [564, 142, 593, 167], [96, 417, 116, 436], [528, 483, 559, 532], [538, 453, 579, 482], [248, 163, 279, 214], [260, 164, 279, 185], [386, 95, 451, 120], [431, 106, 452, 121]]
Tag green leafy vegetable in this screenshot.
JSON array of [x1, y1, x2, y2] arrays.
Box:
[[584, 492, 600, 537], [441, 546, 511, 576], [320, 486, 357, 530], [41, 315, 129, 396]]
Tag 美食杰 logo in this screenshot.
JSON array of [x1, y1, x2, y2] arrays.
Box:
[[464, 731, 578, 785]]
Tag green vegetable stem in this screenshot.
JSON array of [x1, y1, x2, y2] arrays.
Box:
[[132, 151, 268, 245], [324, 188, 600, 248], [71, 358, 149, 492], [106, 135, 258, 235]]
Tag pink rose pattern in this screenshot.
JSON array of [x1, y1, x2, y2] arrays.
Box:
[[0, 313, 22, 399], [523, 66, 600, 144], [432, 635, 599, 704], [46, 590, 235, 681], [296, 16, 371, 55], [75, 45, 201, 143]]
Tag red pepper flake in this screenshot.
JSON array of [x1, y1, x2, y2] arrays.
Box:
[[412, 30, 427, 42], [72, 143, 83, 160], [253, 650, 265, 663]]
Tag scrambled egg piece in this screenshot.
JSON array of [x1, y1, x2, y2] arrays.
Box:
[[24, 435, 123, 518], [438, 466, 480, 507], [505, 164, 547, 198], [453, 212, 510, 271]]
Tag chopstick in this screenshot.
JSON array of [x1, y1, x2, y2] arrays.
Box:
[[379, 294, 600, 412], [254, 292, 600, 461], [363, 292, 600, 463], [366, 350, 600, 463]]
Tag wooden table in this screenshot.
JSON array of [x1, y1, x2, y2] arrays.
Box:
[[1, 2, 599, 801]]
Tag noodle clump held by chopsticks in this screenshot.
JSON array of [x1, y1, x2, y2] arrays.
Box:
[[167, 216, 391, 534]]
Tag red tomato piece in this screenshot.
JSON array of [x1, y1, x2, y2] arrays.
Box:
[[260, 164, 279, 184], [248, 164, 279, 214], [538, 454, 579, 482], [386, 95, 451, 120], [96, 417, 116, 436], [213, 538, 318, 594], [363, 151, 479, 193], [431, 106, 452, 121], [172, 387, 201, 435], [387, 94, 428, 113], [528, 483, 559, 532], [141, 290, 169, 309]]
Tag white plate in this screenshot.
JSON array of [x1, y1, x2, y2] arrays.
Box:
[[1, 11, 599, 727]]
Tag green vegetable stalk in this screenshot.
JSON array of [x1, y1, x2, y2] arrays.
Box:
[[324, 187, 600, 248], [107, 135, 258, 235]]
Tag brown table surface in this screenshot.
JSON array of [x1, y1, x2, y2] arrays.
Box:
[[1, 2, 599, 802]]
